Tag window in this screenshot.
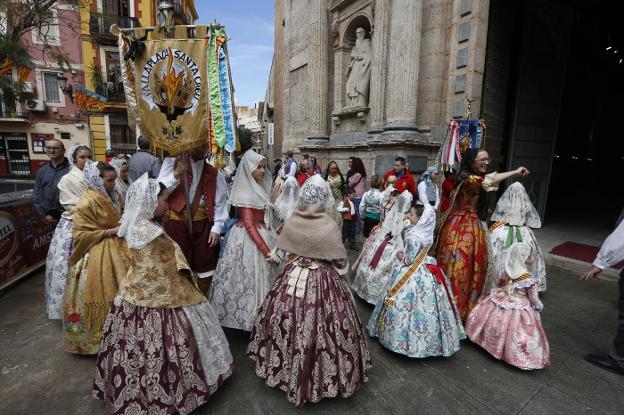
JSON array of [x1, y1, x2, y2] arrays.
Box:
[[43, 72, 60, 103], [32, 12, 60, 46], [60, 132, 71, 140], [109, 113, 136, 155], [31, 133, 53, 154]]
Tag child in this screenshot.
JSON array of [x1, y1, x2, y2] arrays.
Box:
[[351, 190, 413, 304], [465, 241, 551, 370], [338, 187, 357, 249], [368, 202, 465, 358], [359, 175, 385, 237], [94, 174, 233, 413], [487, 182, 546, 291], [248, 175, 371, 406]]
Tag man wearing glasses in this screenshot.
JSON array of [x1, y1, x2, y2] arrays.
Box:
[[32, 138, 70, 224]]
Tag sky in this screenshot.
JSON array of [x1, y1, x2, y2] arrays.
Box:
[[196, 1, 274, 107]]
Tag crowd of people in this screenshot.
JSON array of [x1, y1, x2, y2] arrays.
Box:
[[29, 139, 624, 413]]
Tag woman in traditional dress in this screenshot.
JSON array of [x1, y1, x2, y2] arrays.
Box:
[[94, 174, 233, 414], [322, 160, 346, 226], [465, 242, 550, 370], [45, 145, 92, 320], [273, 175, 299, 232], [381, 175, 399, 222], [352, 190, 413, 304], [63, 162, 128, 354], [369, 203, 465, 358], [109, 158, 131, 201], [210, 150, 277, 331], [248, 175, 371, 407], [487, 182, 546, 291], [436, 149, 529, 320]]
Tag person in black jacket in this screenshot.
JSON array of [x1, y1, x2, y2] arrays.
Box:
[[32, 138, 69, 224]]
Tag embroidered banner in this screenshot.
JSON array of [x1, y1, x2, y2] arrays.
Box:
[[119, 25, 238, 157]]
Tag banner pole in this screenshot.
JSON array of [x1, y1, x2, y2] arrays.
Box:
[[180, 146, 193, 234]]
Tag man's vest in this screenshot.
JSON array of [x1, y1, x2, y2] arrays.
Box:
[[168, 156, 218, 222]]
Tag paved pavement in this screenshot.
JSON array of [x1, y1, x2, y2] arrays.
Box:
[[1, 254, 623, 414]]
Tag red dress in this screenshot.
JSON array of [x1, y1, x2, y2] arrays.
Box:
[[436, 175, 489, 320]]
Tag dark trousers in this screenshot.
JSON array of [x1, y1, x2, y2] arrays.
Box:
[[342, 219, 356, 246], [611, 269, 624, 365], [363, 217, 380, 238]]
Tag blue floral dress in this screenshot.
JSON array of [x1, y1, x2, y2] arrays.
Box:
[[368, 206, 466, 358]]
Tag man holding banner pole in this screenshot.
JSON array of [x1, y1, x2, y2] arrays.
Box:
[[157, 143, 228, 294]]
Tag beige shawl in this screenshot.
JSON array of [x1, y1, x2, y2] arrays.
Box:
[[277, 204, 347, 260]]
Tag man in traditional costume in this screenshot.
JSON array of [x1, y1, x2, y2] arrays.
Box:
[[157, 144, 228, 294]]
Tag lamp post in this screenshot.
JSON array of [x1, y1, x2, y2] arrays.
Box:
[[157, 1, 175, 35], [56, 73, 73, 102]]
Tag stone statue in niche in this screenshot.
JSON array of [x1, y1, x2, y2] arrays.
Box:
[[345, 27, 371, 108]]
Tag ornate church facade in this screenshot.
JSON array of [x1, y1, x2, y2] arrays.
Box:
[[263, 0, 489, 176]]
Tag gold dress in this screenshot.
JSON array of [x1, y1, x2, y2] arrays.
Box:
[[63, 188, 128, 354]]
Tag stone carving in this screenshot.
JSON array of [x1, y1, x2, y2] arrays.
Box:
[[345, 27, 371, 108]]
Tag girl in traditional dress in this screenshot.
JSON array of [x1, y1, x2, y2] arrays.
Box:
[[369, 203, 465, 358], [351, 190, 413, 304], [109, 158, 131, 202], [322, 160, 346, 225], [248, 175, 371, 407], [45, 145, 91, 320], [359, 175, 385, 237], [63, 162, 128, 354], [273, 175, 299, 232], [465, 241, 551, 370], [94, 174, 233, 414], [210, 150, 277, 331], [436, 149, 529, 320], [487, 182, 546, 291]]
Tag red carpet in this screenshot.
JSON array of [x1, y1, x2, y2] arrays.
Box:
[[549, 241, 624, 269]]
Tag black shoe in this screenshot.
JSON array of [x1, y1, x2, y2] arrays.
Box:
[[584, 353, 624, 376]]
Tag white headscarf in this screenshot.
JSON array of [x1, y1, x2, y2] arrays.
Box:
[[297, 174, 332, 210], [491, 182, 541, 228], [380, 190, 413, 239], [117, 173, 164, 249], [228, 150, 271, 209], [68, 143, 91, 168], [274, 176, 299, 222], [411, 203, 436, 246], [83, 161, 109, 197], [110, 158, 131, 201]]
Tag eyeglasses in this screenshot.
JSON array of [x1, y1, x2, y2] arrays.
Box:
[[45, 147, 62, 151]]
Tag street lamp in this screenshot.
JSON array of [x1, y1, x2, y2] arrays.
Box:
[[56, 73, 74, 102], [157, 1, 175, 35]]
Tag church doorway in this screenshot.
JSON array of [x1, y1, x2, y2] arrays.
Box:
[[487, 0, 624, 233]]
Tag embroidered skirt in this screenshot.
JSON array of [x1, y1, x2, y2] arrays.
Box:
[[247, 261, 371, 407], [45, 217, 73, 320], [93, 298, 233, 415]]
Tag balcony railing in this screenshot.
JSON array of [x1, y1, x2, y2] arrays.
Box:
[[0, 104, 30, 121], [173, 1, 189, 25], [89, 15, 140, 36]]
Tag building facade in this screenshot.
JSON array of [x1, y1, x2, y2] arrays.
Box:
[[80, 0, 197, 161], [264, 0, 624, 224], [0, 3, 89, 176]]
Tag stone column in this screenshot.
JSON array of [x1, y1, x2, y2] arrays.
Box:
[[383, 0, 423, 135], [368, 0, 391, 133], [306, 1, 330, 142]]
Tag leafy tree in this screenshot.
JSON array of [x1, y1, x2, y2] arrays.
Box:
[[0, 0, 83, 112], [237, 126, 254, 153]]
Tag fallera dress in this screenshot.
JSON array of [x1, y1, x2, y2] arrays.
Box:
[[465, 242, 550, 370], [436, 173, 498, 320], [247, 176, 370, 407], [368, 205, 465, 358], [351, 190, 413, 304]]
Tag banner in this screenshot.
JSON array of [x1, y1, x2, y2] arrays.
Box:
[[119, 25, 238, 157]]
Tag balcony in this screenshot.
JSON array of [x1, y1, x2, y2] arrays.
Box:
[[89, 15, 139, 38], [0, 104, 31, 123], [173, 0, 190, 25]]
